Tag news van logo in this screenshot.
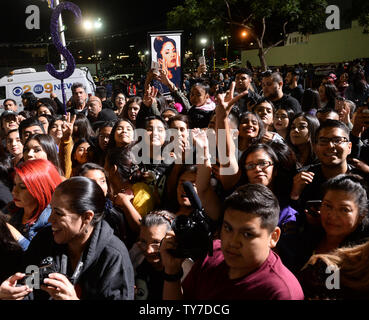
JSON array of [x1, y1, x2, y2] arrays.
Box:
[[13, 87, 23, 97], [34, 84, 44, 94]]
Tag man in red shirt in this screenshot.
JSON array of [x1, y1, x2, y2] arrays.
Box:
[[160, 183, 304, 300]]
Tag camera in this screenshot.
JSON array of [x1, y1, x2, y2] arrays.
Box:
[[20, 257, 60, 288], [169, 181, 215, 261], [37, 257, 60, 284]]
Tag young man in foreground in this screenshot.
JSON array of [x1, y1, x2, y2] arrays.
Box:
[[160, 183, 304, 300]]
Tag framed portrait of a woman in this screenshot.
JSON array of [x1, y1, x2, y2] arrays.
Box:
[[149, 32, 182, 94]]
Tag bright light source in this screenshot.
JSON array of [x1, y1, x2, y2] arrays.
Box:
[[200, 38, 207, 45], [94, 20, 102, 29], [145, 51, 149, 55], [241, 31, 247, 37], [97, 50, 102, 55], [83, 20, 93, 30]]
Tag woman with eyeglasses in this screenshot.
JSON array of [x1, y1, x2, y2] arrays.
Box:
[[197, 131, 299, 228], [129, 210, 193, 300], [112, 90, 127, 116], [287, 112, 320, 168], [277, 174, 369, 277]]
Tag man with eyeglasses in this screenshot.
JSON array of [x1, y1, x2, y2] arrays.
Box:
[[261, 71, 301, 114], [290, 120, 367, 214], [129, 211, 193, 300]]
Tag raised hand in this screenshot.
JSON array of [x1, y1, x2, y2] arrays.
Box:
[[143, 85, 158, 107], [349, 158, 369, 174], [192, 128, 209, 150], [195, 64, 207, 78], [215, 88, 248, 117], [352, 106, 369, 137], [61, 112, 76, 141], [290, 171, 315, 200], [224, 81, 236, 103]]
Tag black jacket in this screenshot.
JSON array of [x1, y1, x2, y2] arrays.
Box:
[[22, 220, 134, 300], [273, 94, 302, 114]]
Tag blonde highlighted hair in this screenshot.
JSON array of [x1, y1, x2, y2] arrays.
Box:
[[304, 239, 369, 292]]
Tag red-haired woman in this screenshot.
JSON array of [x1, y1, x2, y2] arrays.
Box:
[[2, 159, 63, 250]]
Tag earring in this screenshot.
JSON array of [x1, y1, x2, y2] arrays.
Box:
[[85, 228, 89, 234]]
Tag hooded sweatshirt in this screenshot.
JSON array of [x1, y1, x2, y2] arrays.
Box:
[[22, 220, 134, 300]]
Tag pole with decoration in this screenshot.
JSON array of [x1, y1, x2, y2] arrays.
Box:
[[45, 1, 82, 115]]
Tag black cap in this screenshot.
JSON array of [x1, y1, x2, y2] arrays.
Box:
[[92, 108, 118, 130]]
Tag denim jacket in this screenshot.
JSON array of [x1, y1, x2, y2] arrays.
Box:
[[4, 203, 52, 251]]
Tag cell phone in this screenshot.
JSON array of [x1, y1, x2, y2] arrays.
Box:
[[305, 200, 322, 217], [151, 61, 160, 70], [216, 87, 224, 94]]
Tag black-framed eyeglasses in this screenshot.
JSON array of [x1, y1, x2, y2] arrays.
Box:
[[317, 136, 349, 146], [245, 160, 273, 171], [137, 241, 161, 251]]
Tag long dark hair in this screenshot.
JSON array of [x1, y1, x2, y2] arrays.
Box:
[[72, 114, 95, 141], [239, 111, 265, 144], [287, 112, 320, 167], [239, 143, 278, 186], [121, 97, 142, 121], [107, 118, 136, 150], [24, 134, 61, 172]]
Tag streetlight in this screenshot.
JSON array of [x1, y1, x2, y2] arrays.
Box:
[[83, 18, 103, 79], [200, 38, 207, 57], [221, 35, 230, 68]]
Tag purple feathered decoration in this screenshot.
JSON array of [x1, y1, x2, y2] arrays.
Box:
[[46, 2, 82, 114]]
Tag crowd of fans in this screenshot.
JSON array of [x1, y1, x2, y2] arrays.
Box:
[[0, 56, 368, 300]]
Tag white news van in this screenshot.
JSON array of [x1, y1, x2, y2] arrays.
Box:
[[0, 67, 95, 111]]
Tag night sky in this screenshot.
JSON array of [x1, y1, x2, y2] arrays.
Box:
[[0, 0, 182, 47]]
